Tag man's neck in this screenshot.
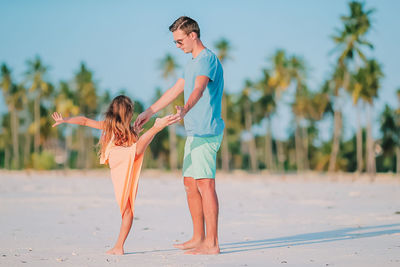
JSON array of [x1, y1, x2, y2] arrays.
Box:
[[191, 40, 206, 58]]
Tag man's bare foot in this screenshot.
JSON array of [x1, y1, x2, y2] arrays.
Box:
[[106, 247, 124, 255], [173, 239, 203, 250], [184, 243, 220, 255]]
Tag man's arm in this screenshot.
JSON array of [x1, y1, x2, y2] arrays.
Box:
[[134, 78, 185, 129], [171, 75, 209, 123]]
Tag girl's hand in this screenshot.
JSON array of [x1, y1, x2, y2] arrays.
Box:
[[154, 114, 176, 131], [52, 112, 65, 127]]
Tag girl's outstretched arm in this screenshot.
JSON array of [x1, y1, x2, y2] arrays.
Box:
[[136, 115, 175, 155], [52, 112, 104, 130]]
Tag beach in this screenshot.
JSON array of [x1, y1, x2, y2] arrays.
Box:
[[1, 170, 399, 267]]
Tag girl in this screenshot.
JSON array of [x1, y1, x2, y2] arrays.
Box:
[[52, 95, 175, 255]]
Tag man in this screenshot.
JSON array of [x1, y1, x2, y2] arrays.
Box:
[[134, 16, 224, 255]]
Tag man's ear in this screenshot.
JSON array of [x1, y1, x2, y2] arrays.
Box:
[[190, 32, 198, 40]]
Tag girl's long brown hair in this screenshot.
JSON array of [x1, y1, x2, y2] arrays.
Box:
[[99, 95, 138, 157]]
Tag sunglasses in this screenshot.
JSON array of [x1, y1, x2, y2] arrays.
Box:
[[173, 34, 189, 45]]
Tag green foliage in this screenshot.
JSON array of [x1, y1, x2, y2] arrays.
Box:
[[31, 150, 56, 170], [0, 1, 398, 173]]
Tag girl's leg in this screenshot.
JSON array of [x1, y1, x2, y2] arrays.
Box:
[[106, 200, 134, 255]]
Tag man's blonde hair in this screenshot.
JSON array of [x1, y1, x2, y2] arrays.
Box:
[[169, 16, 200, 38]]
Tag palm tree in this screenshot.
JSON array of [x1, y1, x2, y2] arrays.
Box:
[[0, 64, 16, 168], [350, 66, 370, 173], [380, 105, 398, 172], [356, 59, 383, 176], [74, 63, 98, 169], [304, 82, 332, 171], [215, 38, 232, 172], [21, 92, 34, 168], [1, 64, 26, 169], [268, 49, 291, 97], [1, 114, 11, 168], [268, 49, 291, 171], [291, 85, 310, 171], [397, 88, 400, 174], [327, 65, 345, 172], [148, 87, 170, 169], [55, 81, 80, 169], [25, 56, 51, 168], [225, 92, 242, 169], [159, 54, 180, 170], [350, 73, 364, 173], [254, 69, 276, 171], [8, 84, 25, 169], [288, 55, 308, 171], [329, 1, 374, 172], [307, 81, 332, 123], [238, 80, 257, 171]]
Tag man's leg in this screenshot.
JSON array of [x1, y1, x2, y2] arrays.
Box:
[[173, 176, 205, 249], [185, 178, 220, 255]]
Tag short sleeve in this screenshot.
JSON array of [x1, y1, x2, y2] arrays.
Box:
[[196, 56, 217, 81]]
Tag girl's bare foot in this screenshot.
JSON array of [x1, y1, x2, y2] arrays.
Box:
[[173, 238, 203, 250], [106, 247, 124, 255]]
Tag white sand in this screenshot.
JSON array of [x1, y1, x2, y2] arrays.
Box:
[[1, 170, 400, 267]]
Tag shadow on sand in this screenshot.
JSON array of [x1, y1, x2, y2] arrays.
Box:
[[125, 247, 179, 255], [125, 223, 399, 255], [220, 223, 400, 254]]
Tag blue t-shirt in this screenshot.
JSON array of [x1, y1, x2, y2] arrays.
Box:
[[182, 48, 225, 137]]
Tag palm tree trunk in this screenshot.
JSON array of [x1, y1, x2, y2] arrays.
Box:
[[77, 127, 86, 169], [245, 99, 257, 172], [64, 132, 72, 169], [265, 116, 275, 171], [276, 140, 285, 171], [158, 152, 166, 169], [328, 110, 342, 172], [85, 130, 93, 169], [302, 126, 309, 170], [396, 147, 400, 174], [24, 124, 31, 167], [221, 93, 230, 171], [167, 104, 178, 170], [4, 145, 10, 169], [10, 108, 20, 169], [221, 129, 229, 171], [356, 106, 363, 173], [248, 137, 257, 172], [34, 92, 40, 157], [366, 104, 376, 176], [168, 124, 177, 170], [295, 118, 303, 172]]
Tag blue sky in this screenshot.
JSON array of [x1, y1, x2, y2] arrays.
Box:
[[1, 0, 399, 141]]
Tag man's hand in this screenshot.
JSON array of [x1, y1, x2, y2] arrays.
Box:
[[134, 109, 154, 131], [170, 106, 186, 124]]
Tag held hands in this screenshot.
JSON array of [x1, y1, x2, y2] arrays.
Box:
[[51, 112, 65, 127], [169, 106, 186, 124], [136, 106, 186, 131], [134, 109, 153, 132], [153, 114, 177, 131]]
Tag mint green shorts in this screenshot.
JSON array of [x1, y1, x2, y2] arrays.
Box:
[[182, 133, 223, 179]]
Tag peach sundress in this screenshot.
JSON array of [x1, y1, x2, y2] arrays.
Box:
[[100, 136, 144, 216]]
